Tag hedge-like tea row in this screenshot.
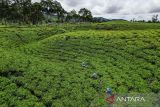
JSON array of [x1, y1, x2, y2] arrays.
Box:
[[0, 22, 160, 106]]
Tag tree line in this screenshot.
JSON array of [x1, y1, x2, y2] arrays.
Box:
[[130, 15, 159, 23], [0, 0, 93, 24]]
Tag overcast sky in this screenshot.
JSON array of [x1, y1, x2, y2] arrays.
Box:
[[33, 0, 160, 20]]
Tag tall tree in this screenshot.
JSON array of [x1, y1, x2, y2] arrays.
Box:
[[30, 2, 44, 24], [21, 0, 32, 23], [50, 1, 66, 22], [9, 0, 31, 23], [0, 0, 11, 22], [66, 9, 79, 22], [41, 0, 66, 22], [78, 8, 93, 22], [41, 0, 52, 15], [152, 14, 158, 23]]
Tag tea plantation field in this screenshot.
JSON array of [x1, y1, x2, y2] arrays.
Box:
[[0, 21, 160, 107]]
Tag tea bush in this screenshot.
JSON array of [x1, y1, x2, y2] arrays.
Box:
[[0, 21, 160, 106]]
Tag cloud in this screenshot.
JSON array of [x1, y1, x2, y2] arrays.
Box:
[[63, 0, 83, 7], [32, 0, 160, 20], [104, 5, 123, 13], [150, 7, 160, 13]]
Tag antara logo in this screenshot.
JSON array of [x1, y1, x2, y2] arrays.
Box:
[[106, 95, 115, 104], [105, 88, 146, 105], [116, 96, 145, 102]]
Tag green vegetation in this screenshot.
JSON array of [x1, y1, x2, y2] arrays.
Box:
[[0, 0, 93, 24], [0, 21, 160, 106]]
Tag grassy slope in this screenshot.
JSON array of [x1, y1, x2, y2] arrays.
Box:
[[0, 21, 160, 107]]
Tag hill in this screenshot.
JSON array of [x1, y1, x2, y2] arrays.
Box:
[[0, 21, 160, 106]]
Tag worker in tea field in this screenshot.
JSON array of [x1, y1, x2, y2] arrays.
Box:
[[106, 88, 112, 95]]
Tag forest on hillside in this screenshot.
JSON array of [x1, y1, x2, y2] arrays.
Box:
[[0, 0, 93, 24]]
